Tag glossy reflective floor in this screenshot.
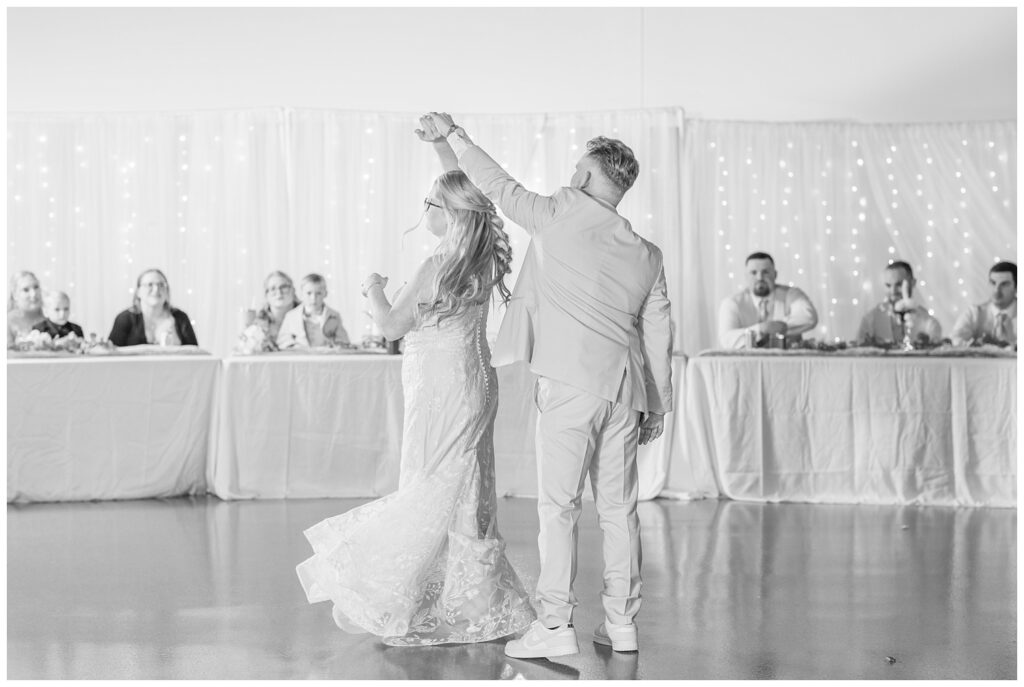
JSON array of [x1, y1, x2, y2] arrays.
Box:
[[7, 496, 1016, 679]]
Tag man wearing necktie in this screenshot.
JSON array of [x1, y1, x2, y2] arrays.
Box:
[[718, 252, 819, 348], [951, 261, 1017, 347]]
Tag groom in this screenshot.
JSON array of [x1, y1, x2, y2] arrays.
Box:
[[424, 113, 674, 658]]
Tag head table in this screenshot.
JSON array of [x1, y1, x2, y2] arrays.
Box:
[[686, 347, 1016, 507], [206, 353, 690, 501], [8, 350, 219, 502], [7, 346, 1014, 508], [7, 349, 692, 503]]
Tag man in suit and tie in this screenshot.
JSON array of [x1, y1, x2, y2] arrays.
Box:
[[423, 112, 673, 659], [718, 251, 819, 348], [950, 260, 1017, 346]]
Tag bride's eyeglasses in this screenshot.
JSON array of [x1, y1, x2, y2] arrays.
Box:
[[404, 198, 443, 243]]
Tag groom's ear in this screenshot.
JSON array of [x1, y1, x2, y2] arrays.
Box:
[[578, 170, 591, 190]]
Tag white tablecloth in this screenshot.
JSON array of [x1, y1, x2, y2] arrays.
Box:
[[685, 355, 1017, 507], [208, 354, 691, 501], [7, 355, 219, 502]]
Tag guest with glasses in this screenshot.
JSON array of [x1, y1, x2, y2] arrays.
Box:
[[236, 270, 301, 353], [108, 268, 198, 347], [295, 117, 532, 648]]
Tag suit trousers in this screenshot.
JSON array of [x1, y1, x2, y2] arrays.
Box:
[[533, 375, 643, 627]]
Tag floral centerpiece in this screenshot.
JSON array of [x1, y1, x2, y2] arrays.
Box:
[[10, 330, 114, 354], [235, 319, 279, 354], [966, 333, 1016, 349]]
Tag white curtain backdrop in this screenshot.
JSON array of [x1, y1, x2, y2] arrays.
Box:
[[681, 119, 1016, 353], [7, 108, 684, 356], [8, 109, 290, 354], [7, 109, 1015, 357]]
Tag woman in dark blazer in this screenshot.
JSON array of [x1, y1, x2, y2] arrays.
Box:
[[109, 268, 198, 347]]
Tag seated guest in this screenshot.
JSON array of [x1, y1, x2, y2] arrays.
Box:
[[109, 268, 199, 347], [236, 270, 301, 352], [277, 273, 350, 349], [7, 270, 45, 340], [32, 290, 85, 339], [858, 260, 941, 346], [950, 261, 1016, 346], [719, 251, 818, 348]]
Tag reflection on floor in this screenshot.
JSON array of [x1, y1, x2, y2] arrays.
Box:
[[6, 496, 1016, 679]]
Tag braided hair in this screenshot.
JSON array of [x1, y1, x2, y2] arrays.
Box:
[[425, 170, 513, 325]]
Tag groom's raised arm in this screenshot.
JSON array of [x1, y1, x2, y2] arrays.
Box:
[[443, 127, 564, 235]]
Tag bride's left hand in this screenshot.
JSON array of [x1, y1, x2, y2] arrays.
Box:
[[426, 112, 456, 134], [415, 116, 444, 142], [361, 273, 388, 297]]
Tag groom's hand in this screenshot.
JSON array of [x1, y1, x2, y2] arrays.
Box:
[[638, 412, 664, 445]]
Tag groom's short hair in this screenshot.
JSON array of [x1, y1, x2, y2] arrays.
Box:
[[586, 137, 639, 193]]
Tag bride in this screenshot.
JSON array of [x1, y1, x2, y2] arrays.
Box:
[[295, 120, 536, 646]]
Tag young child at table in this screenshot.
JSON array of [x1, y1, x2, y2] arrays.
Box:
[[276, 273, 351, 349], [32, 291, 85, 340]]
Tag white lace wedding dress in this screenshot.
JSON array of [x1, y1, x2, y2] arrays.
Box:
[[296, 302, 536, 645]]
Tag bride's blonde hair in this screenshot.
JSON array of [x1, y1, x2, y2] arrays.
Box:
[[426, 170, 513, 325]]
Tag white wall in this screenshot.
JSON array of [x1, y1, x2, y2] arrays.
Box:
[[8, 7, 1016, 121]]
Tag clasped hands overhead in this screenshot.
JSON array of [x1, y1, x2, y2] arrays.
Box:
[[415, 112, 457, 143], [366, 113, 458, 295]]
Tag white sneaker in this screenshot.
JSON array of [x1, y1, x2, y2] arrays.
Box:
[[593, 620, 638, 652], [504, 621, 580, 658]]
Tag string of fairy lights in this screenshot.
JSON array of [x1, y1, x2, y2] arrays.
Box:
[[700, 121, 1015, 341], [6, 111, 1016, 354]]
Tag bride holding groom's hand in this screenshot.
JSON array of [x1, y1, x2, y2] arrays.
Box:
[[297, 117, 532, 647]]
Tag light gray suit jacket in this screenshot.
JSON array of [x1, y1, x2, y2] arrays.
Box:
[[458, 145, 673, 415]]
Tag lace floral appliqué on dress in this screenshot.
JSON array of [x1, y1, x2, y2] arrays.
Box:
[[296, 302, 535, 645]]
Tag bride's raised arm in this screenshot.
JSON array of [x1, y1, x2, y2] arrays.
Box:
[[359, 118, 460, 340], [416, 115, 459, 172]]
